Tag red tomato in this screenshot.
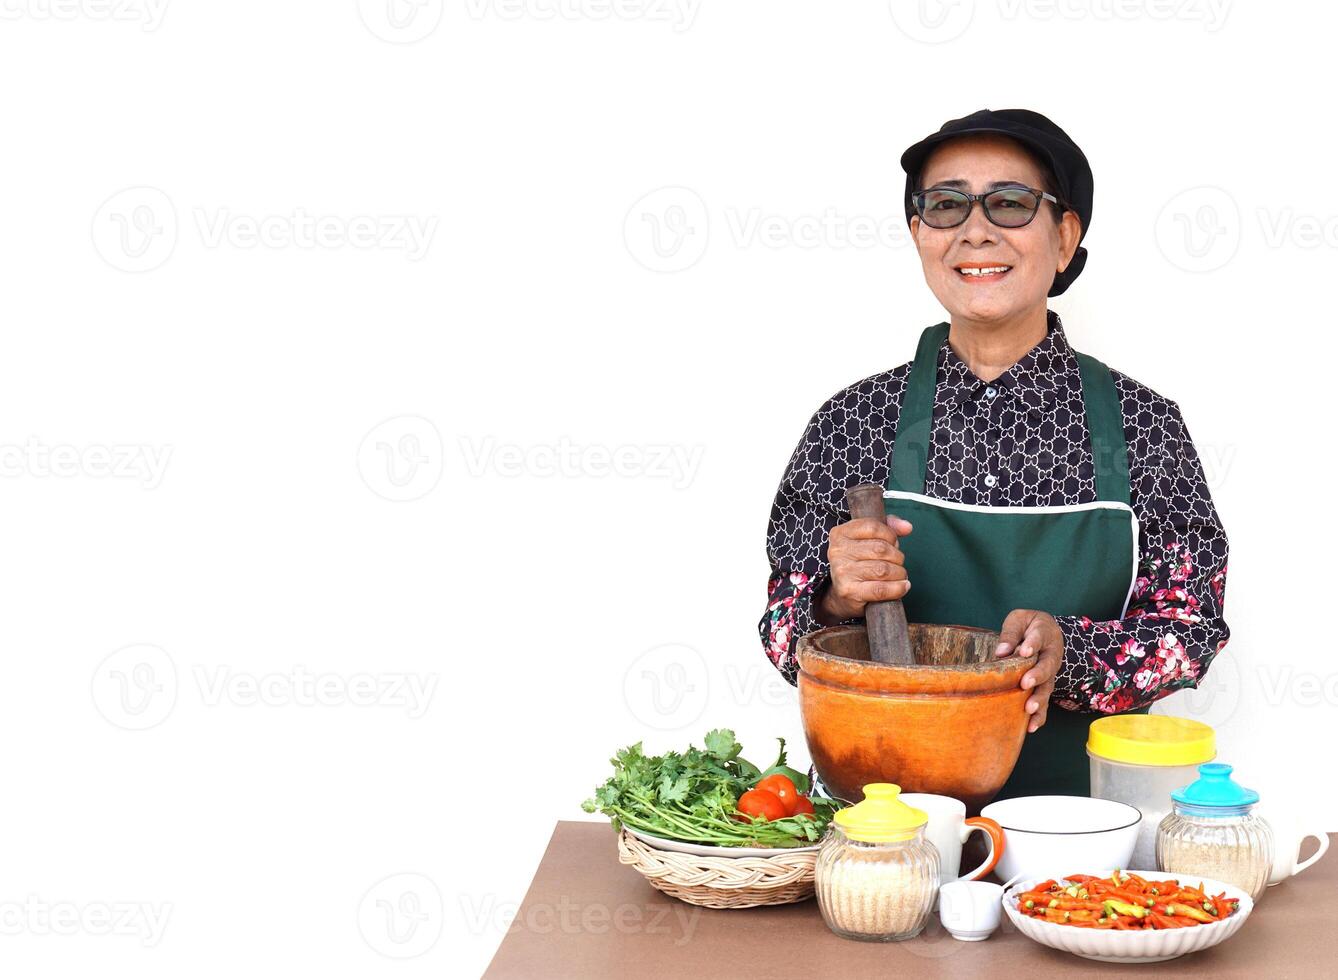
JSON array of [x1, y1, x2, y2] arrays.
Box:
[[754, 775, 800, 815], [790, 795, 815, 816], [737, 789, 788, 822]]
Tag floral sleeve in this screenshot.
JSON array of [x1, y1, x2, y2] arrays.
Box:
[[757, 376, 899, 685], [1052, 395, 1230, 713], [758, 425, 839, 687]]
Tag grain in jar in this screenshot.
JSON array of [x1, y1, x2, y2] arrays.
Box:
[[1156, 763, 1274, 901], [815, 783, 940, 941]]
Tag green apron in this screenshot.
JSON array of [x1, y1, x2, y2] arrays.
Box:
[[884, 322, 1145, 800]]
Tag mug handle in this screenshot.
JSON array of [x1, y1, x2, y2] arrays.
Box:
[[958, 816, 1005, 881], [1293, 830, 1330, 877]]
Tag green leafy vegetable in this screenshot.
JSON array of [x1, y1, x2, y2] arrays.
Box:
[[581, 729, 840, 848]]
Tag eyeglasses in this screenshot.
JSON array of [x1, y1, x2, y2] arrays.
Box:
[[912, 185, 1062, 229]]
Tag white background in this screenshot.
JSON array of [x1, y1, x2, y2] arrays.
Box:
[[1, 1, 1334, 977]]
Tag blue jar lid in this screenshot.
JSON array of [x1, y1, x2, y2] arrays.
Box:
[[1171, 762, 1259, 808]]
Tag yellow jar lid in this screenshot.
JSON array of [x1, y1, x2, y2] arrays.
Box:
[[1087, 715, 1216, 767], [833, 783, 927, 843]]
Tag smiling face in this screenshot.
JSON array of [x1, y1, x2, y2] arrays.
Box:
[[911, 135, 1081, 326]]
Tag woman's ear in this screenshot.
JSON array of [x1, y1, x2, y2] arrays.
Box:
[[1056, 210, 1081, 274]]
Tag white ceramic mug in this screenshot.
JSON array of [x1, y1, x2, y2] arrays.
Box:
[[900, 793, 1004, 889], [1258, 809, 1330, 886]]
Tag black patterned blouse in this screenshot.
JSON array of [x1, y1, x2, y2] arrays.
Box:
[[760, 310, 1230, 714]]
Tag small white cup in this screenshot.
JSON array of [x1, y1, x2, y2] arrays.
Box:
[[938, 880, 1003, 941]]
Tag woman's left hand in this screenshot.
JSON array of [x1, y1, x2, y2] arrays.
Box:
[[994, 609, 1064, 733]]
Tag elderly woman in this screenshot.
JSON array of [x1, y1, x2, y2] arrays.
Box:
[[759, 109, 1230, 800]]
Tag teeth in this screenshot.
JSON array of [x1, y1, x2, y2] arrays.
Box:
[[959, 266, 1010, 276]]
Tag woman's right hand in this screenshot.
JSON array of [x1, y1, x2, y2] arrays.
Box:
[[816, 514, 913, 623]]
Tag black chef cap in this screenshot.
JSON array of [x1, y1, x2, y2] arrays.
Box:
[[900, 108, 1093, 297]]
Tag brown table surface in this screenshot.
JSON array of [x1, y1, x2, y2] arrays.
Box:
[[485, 820, 1335, 979]]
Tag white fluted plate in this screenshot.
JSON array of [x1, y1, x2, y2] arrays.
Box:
[[1003, 871, 1254, 964]]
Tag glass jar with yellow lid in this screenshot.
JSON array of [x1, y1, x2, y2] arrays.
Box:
[[1087, 715, 1216, 870], [815, 783, 940, 942]]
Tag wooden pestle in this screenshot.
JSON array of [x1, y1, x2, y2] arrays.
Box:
[[845, 483, 914, 665]]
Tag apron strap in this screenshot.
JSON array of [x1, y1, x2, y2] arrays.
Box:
[[1075, 351, 1132, 506], [887, 322, 1132, 506], [887, 323, 948, 494]]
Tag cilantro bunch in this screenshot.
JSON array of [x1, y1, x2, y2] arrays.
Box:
[[581, 729, 840, 848]]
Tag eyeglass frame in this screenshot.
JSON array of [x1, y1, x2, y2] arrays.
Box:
[[911, 184, 1066, 229]]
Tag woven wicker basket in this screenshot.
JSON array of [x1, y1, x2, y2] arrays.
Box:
[[616, 829, 817, 909]]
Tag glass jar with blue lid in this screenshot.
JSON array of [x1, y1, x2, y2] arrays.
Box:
[[1155, 763, 1274, 901]]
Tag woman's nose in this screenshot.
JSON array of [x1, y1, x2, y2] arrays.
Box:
[[958, 202, 998, 245]]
